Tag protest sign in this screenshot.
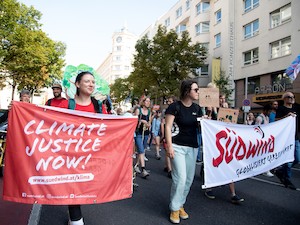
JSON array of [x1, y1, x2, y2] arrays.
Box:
[[217, 108, 239, 123], [199, 88, 219, 107]]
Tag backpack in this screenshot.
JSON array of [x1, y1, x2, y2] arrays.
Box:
[[68, 97, 102, 113], [46, 99, 52, 106]]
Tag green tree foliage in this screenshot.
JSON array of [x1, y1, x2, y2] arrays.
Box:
[[110, 78, 131, 103], [214, 70, 234, 103], [127, 25, 207, 101], [0, 0, 66, 98]]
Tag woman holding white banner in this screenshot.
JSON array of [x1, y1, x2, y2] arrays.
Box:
[[165, 80, 203, 224], [203, 94, 244, 204]]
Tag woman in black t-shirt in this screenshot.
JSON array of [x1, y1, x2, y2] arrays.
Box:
[[165, 80, 202, 224]]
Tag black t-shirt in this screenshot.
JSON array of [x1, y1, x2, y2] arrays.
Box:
[[136, 107, 150, 135], [166, 101, 203, 148], [276, 104, 300, 140]]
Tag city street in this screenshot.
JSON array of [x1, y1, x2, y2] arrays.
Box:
[[1, 147, 300, 225]]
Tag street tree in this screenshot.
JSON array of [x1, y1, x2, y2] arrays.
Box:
[[128, 25, 207, 102], [214, 70, 234, 104], [110, 78, 132, 103], [0, 0, 66, 98]]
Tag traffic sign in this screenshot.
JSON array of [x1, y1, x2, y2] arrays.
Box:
[[243, 99, 250, 106]]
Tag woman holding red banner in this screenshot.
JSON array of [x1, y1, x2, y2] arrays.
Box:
[[66, 71, 102, 225], [165, 80, 203, 224]]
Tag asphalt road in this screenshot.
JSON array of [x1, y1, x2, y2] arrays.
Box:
[[34, 148, 300, 225]]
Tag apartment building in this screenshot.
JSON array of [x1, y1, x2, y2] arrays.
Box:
[[141, 0, 300, 109], [96, 26, 138, 85]]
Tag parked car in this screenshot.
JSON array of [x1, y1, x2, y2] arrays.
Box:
[[0, 121, 7, 139]]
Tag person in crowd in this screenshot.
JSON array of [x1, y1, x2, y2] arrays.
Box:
[[274, 92, 299, 190], [20, 90, 31, 102], [269, 101, 278, 123], [255, 104, 274, 177], [197, 83, 217, 163], [0, 90, 31, 123], [162, 96, 177, 178], [45, 83, 67, 107], [203, 94, 244, 204], [134, 97, 152, 178], [102, 98, 113, 114], [165, 80, 203, 224], [63, 71, 103, 225], [219, 94, 229, 108], [245, 112, 256, 125], [116, 107, 123, 115], [146, 108, 157, 154], [255, 104, 271, 125], [152, 110, 162, 160]]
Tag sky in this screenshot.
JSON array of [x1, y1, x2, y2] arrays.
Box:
[[19, 0, 178, 70]]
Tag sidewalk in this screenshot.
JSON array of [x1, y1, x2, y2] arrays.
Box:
[[0, 177, 33, 225]]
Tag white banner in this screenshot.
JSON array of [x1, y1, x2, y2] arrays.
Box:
[[199, 116, 295, 188]]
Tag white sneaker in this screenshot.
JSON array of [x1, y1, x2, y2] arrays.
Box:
[[141, 170, 150, 178], [263, 171, 274, 177], [144, 156, 149, 161], [69, 218, 84, 225], [146, 146, 151, 151], [134, 166, 141, 174], [132, 153, 136, 159]]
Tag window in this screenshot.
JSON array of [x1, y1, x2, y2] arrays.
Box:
[[272, 73, 292, 90], [270, 36, 291, 59], [244, 0, 259, 12], [195, 65, 209, 76], [196, 2, 210, 15], [247, 77, 260, 94], [176, 7, 182, 18], [195, 22, 210, 35], [215, 10, 221, 24], [200, 42, 209, 50], [270, 4, 291, 28], [176, 24, 187, 33], [186, 0, 191, 10], [116, 46, 121, 51], [215, 33, 221, 48], [113, 55, 121, 61], [243, 48, 259, 65], [244, 19, 259, 39], [113, 65, 121, 70], [165, 17, 170, 27]]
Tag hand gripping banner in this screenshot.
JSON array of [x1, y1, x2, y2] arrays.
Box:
[[199, 117, 295, 188], [3, 101, 137, 205]]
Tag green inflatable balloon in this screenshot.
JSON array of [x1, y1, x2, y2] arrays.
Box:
[[62, 64, 110, 99]]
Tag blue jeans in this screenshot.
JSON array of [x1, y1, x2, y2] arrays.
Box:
[[197, 132, 202, 161], [286, 139, 300, 179], [169, 144, 198, 211], [135, 134, 149, 154]]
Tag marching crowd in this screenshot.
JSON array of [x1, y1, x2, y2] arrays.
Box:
[[1, 75, 299, 225]]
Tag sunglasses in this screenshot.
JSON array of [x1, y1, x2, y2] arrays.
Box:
[[286, 96, 295, 99]]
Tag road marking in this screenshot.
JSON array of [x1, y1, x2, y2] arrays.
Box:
[[250, 177, 300, 191], [28, 204, 41, 225]]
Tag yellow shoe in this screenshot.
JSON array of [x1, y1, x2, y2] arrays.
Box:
[[170, 210, 180, 224], [179, 207, 189, 219]]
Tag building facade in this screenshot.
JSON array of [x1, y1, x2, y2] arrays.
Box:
[[140, 0, 300, 109], [96, 26, 138, 85]]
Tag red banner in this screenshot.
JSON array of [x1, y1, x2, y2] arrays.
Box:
[[3, 102, 137, 205]]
